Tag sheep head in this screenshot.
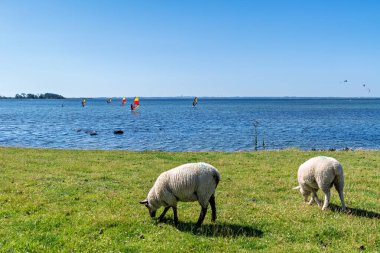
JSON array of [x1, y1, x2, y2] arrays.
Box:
[[293, 186, 310, 202], [140, 199, 157, 218]]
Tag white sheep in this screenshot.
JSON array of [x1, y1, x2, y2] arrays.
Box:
[[140, 162, 220, 226], [293, 156, 346, 211]]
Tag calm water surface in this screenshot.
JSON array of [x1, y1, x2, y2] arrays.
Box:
[[0, 98, 379, 151]]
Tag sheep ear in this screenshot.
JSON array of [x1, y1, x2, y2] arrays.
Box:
[[292, 186, 301, 190], [139, 199, 148, 204]]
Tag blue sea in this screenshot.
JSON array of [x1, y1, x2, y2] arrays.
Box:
[[0, 98, 379, 151]]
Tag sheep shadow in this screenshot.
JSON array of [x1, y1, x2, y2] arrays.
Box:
[[329, 204, 380, 219], [160, 219, 263, 237]]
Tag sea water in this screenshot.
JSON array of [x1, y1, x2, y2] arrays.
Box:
[[0, 98, 379, 151]]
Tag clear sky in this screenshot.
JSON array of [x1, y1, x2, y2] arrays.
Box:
[[0, 0, 379, 97]]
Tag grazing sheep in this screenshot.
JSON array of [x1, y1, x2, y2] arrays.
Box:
[[293, 156, 346, 211], [140, 162, 220, 226]]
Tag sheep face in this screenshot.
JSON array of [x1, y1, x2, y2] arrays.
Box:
[[293, 186, 311, 202], [139, 199, 157, 218]]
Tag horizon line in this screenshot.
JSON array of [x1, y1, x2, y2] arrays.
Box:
[[2, 96, 378, 99]]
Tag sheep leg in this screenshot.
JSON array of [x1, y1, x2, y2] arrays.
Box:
[[196, 206, 208, 227], [308, 195, 315, 205], [309, 191, 321, 206], [172, 206, 179, 226], [322, 189, 330, 210], [338, 190, 346, 211], [209, 194, 217, 222], [315, 195, 322, 207], [158, 207, 170, 222], [334, 177, 346, 211]]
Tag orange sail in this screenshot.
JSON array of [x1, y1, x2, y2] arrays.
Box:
[[122, 97, 126, 106]]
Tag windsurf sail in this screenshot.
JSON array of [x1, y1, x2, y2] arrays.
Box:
[[131, 97, 140, 110], [192, 97, 198, 107], [82, 98, 86, 107], [107, 98, 112, 103], [122, 97, 126, 106]]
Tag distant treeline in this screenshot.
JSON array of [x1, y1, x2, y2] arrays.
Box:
[[0, 93, 65, 99]]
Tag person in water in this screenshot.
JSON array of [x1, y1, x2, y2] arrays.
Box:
[[193, 97, 198, 107]]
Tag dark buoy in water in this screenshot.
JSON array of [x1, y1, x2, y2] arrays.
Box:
[[114, 130, 124, 135], [84, 130, 97, 135]]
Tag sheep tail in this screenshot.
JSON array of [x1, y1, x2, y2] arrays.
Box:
[[213, 170, 221, 187]]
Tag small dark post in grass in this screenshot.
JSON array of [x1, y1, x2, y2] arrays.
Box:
[[262, 134, 266, 150], [253, 120, 259, 151]]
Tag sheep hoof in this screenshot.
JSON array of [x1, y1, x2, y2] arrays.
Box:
[[194, 226, 202, 234]]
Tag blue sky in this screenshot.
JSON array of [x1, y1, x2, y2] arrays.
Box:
[[0, 0, 379, 97]]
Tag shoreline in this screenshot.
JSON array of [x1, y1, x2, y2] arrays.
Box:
[[1, 146, 380, 152]]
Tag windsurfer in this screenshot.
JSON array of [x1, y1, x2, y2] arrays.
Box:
[[193, 97, 198, 107], [131, 97, 140, 111]]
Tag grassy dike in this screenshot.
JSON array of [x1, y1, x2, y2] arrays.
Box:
[[0, 147, 379, 252]]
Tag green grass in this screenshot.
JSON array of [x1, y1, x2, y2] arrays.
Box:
[[0, 148, 379, 252]]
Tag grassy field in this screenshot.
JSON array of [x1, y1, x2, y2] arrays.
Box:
[[0, 148, 379, 252]]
